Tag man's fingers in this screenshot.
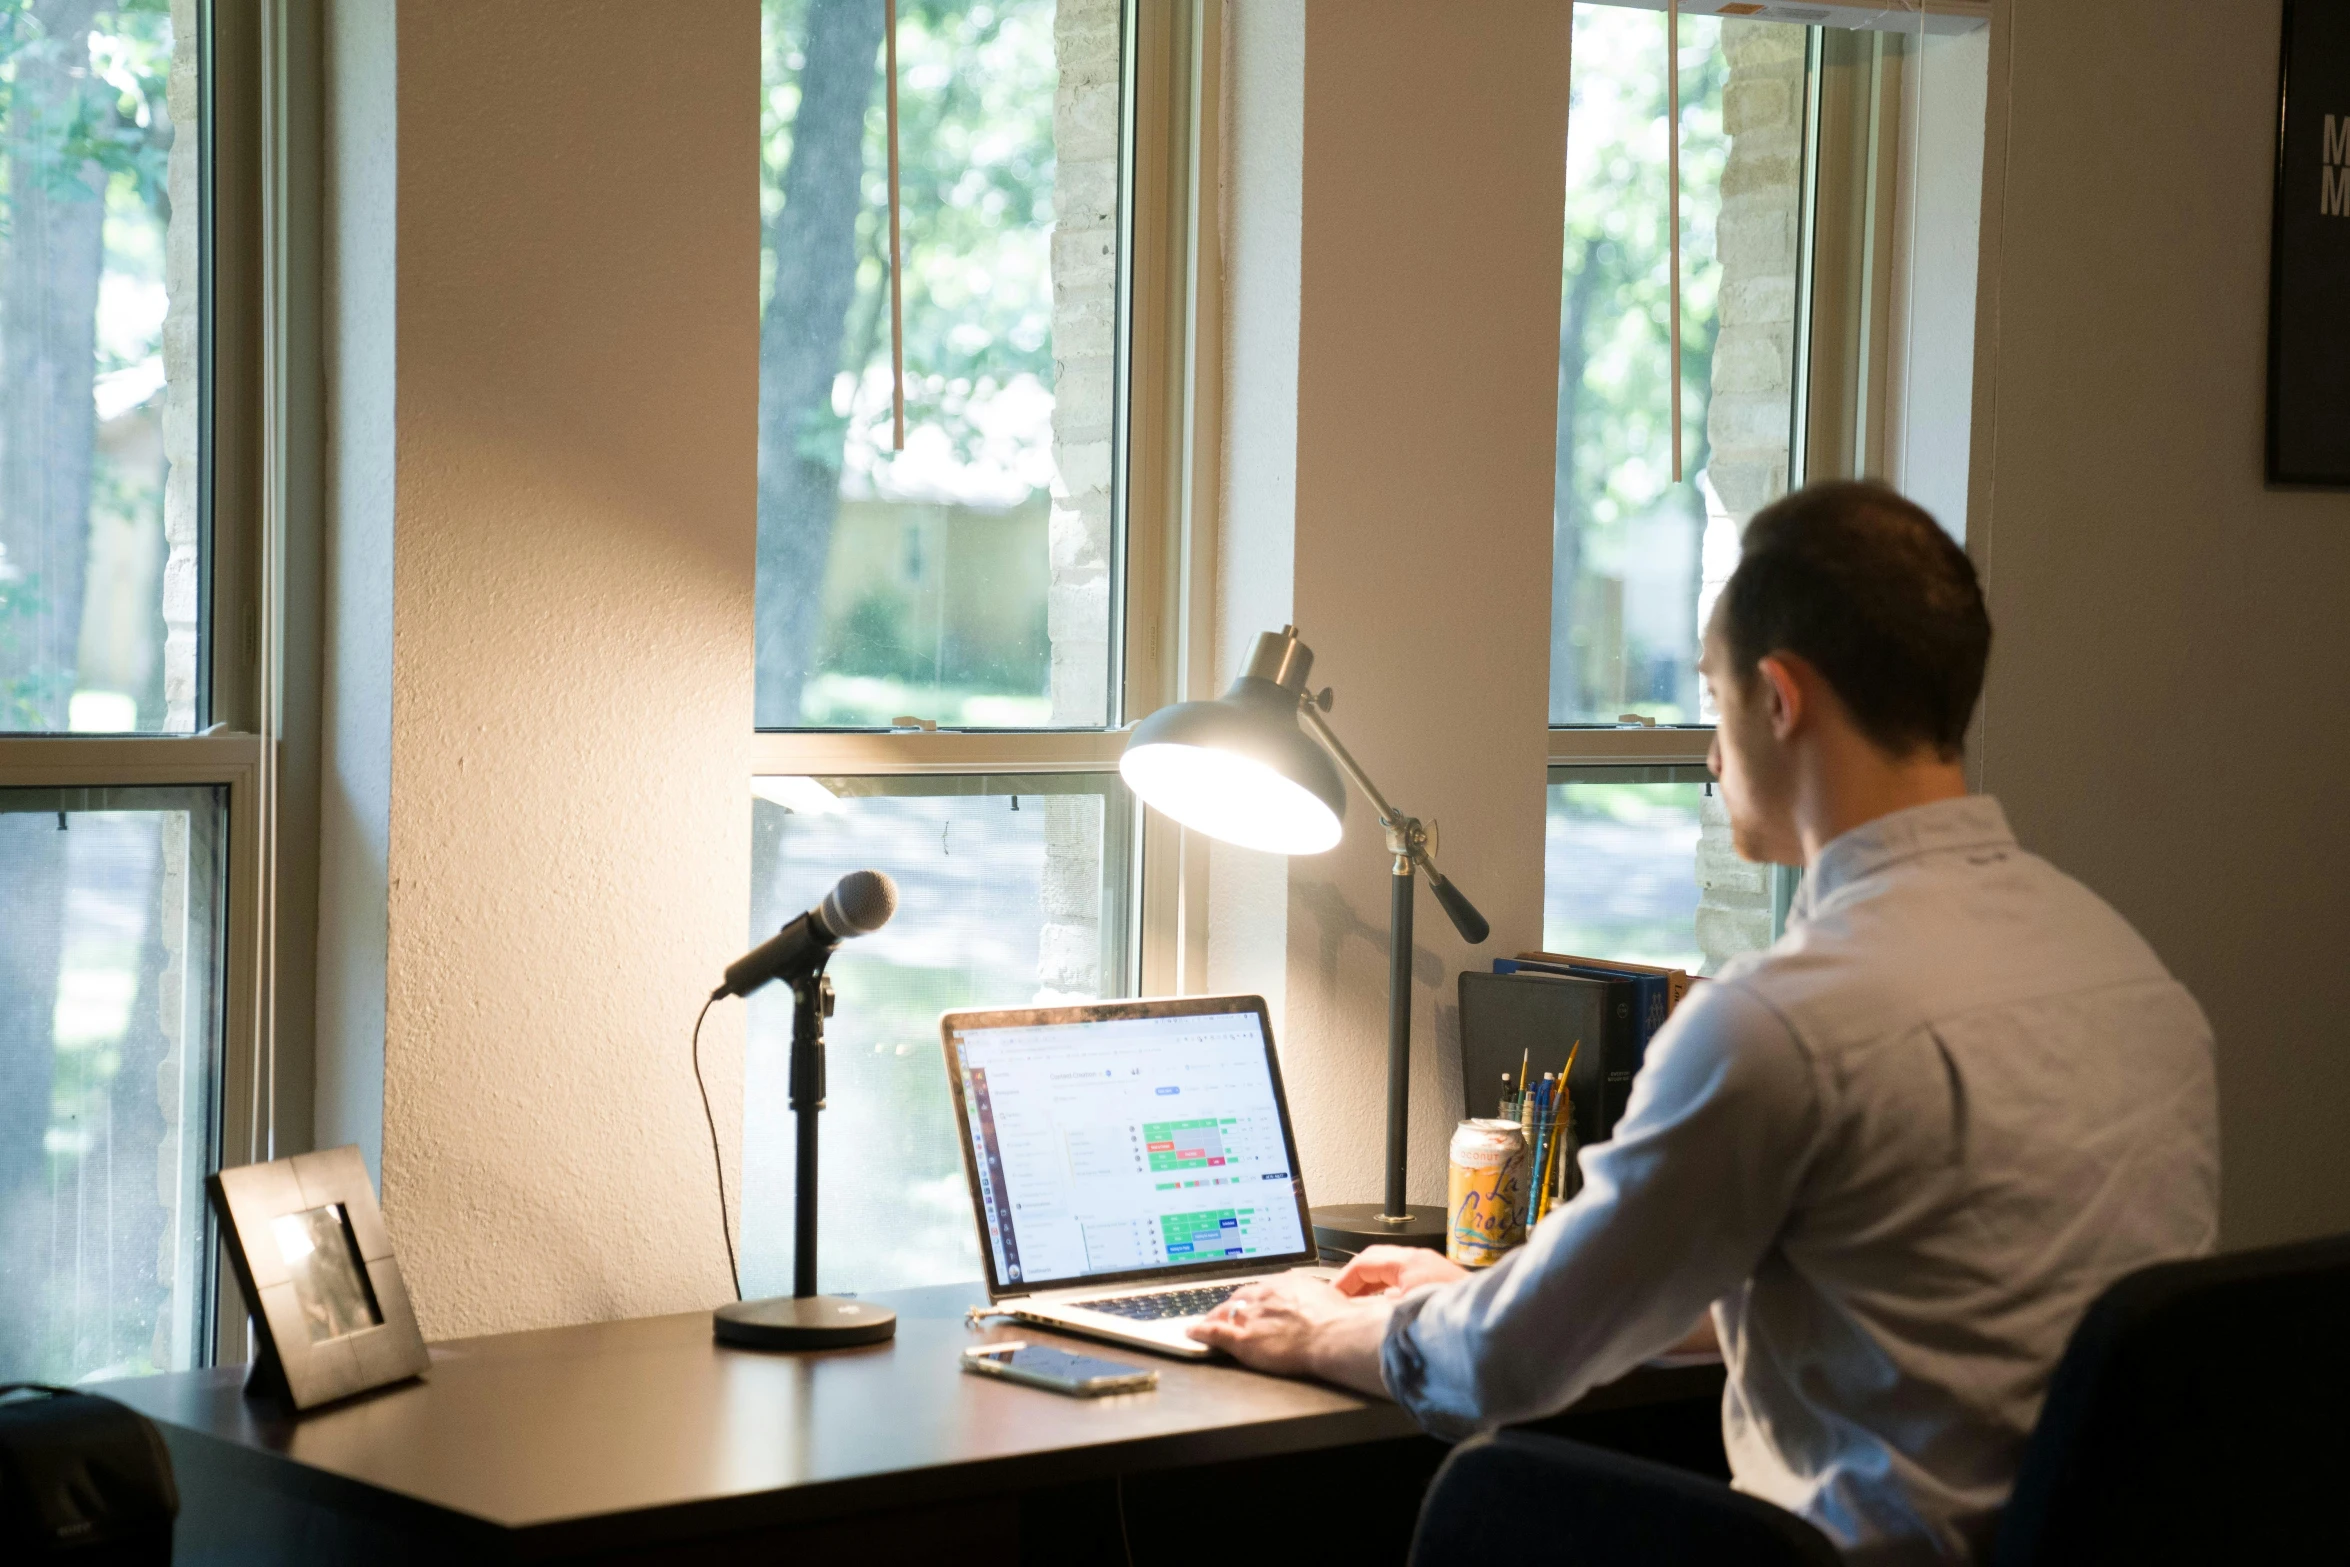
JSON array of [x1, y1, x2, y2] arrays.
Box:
[[1333, 1257, 1398, 1296]]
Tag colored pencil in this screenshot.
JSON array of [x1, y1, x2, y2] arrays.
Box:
[[1539, 1043, 1580, 1220]]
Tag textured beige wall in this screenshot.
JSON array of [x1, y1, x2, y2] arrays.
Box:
[[380, 0, 757, 1338], [1278, 1, 1568, 1211], [1972, 0, 2350, 1247]]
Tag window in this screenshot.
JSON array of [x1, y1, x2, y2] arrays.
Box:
[[745, 0, 1191, 1296], [1550, 7, 1738, 729], [756, 0, 1117, 732], [0, 2, 260, 1384], [1546, 765, 1776, 976], [0, 787, 227, 1381], [1545, 7, 1969, 974], [1, 3, 192, 737], [742, 775, 1135, 1292]]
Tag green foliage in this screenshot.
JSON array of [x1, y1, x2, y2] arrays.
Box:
[[828, 587, 920, 679], [761, 0, 1057, 470], [1, 2, 175, 223], [0, 568, 65, 728], [1559, 9, 1729, 542], [1552, 10, 1733, 723], [1, 4, 177, 733]]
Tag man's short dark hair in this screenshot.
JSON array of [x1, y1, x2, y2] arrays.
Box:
[[1718, 481, 1989, 759]]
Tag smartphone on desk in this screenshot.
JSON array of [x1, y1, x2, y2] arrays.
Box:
[[962, 1342, 1158, 1397]]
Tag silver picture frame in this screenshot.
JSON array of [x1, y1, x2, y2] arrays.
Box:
[[207, 1146, 429, 1410]]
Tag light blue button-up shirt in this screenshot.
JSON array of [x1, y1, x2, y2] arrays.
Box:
[[1384, 796, 2218, 1565]]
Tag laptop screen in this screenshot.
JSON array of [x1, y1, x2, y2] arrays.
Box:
[[942, 997, 1314, 1296]]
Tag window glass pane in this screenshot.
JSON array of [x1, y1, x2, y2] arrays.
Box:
[[756, 0, 1123, 731], [0, 786, 227, 1382], [1544, 766, 1770, 977], [1, 7, 199, 734], [1551, 12, 1804, 724], [742, 773, 1135, 1294]]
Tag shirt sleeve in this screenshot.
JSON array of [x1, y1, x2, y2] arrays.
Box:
[[1381, 979, 1823, 1437]]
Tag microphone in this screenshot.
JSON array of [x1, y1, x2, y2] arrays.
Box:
[[715, 870, 898, 999]]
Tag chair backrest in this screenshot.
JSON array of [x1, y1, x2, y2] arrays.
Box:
[[1410, 1429, 1840, 1567], [1993, 1231, 2350, 1567]]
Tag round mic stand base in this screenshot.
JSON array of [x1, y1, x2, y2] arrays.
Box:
[[1309, 1203, 1446, 1264], [713, 1295, 897, 1350], [710, 968, 900, 1353]]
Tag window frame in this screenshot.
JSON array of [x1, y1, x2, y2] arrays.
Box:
[[0, 0, 303, 1371], [747, 0, 1216, 998], [1547, 15, 1915, 783], [1545, 16, 1927, 963]]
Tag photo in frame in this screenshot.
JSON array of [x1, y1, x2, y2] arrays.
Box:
[[206, 1146, 429, 1410], [2268, 0, 2350, 484]]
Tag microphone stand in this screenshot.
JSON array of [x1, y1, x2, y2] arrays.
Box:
[[790, 973, 829, 1299], [712, 955, 899, 1350]]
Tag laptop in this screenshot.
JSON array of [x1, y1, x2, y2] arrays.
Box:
[[940, 993, 1329, 1360]]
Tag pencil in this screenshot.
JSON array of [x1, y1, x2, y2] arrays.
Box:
[[1526, 1074, 1557, 1227], [1541, 1043, 1581, 1219]]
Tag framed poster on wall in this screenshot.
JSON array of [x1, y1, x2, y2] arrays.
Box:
[[2269, 0, 2350, 485]]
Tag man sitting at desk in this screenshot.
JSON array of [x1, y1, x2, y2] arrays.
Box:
[[1191, 481, 2218, 1566]]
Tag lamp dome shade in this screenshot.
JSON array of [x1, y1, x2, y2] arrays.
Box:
[[1119, 678, 1346, 855]]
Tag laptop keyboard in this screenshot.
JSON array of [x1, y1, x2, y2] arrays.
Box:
[[1070, 1284, 1240, 1322]]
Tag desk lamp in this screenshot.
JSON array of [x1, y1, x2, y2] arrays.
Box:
[[1119, 626, 1490, 1257]]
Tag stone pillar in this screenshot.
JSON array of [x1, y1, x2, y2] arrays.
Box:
[[1694, 19, 1805, 972], [1705, 21, 1806, 526], [1041, 0, 1122, 999], [1047, 0, 1120, 728]]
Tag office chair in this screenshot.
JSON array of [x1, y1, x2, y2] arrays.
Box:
[[1407, 1428, 1839, 1567], [0, 1385, 178, 1563], [1410, 1232, 2350, 1567], [1992, 1229, 2350, 1566]]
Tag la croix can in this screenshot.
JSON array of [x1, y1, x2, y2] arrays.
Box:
[[1447, 1118, 1529, 1268]]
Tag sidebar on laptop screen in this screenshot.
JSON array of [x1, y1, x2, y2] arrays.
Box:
[[952, 1010, 1309, 1289]]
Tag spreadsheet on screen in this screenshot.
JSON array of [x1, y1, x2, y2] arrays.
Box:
[[952, 1012, 1308, 1287]]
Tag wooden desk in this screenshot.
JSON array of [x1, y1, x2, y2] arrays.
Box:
[[109, 1281, 1722, 1565]]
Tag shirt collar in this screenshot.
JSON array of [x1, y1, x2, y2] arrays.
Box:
[[1797, 795, 2016, 912]]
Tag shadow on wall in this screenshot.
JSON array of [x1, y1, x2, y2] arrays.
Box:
[[1292, 876, 1452, 996]]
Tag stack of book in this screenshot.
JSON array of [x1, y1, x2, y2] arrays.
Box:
[[1456, 951, 1699, 1152]]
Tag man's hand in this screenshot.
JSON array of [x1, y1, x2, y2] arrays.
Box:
[[1187, 1274, 1394, 1397], [1334, 1245, 1468, 1297]]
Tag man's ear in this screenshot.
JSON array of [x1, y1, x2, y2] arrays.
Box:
[[1755, 653, 1805, 741]]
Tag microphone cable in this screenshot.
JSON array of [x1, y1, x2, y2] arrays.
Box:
[[691, 993, 741, 1301]]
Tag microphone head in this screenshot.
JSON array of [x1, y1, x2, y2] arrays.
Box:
[[820, 869, 898, 938]]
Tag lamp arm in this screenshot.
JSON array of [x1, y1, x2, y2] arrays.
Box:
[[1298, 699, 1404, 829], [1297, 698, 1491, 946]]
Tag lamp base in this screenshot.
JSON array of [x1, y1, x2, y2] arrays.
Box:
[[713, 1295, 898, 1351], [1310, 1202, 1447, 1264]]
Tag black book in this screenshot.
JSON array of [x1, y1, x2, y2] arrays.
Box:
[[1456, 969, 1642, 1146]]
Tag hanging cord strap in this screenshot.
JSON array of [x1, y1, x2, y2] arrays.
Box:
[[1667, 0, 1683, 485], [886, 0, 906, 452]]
